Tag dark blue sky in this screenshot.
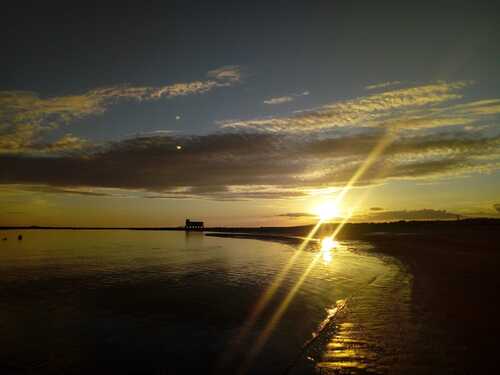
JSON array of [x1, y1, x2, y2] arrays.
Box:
[[3, 0, 500, 139], [4, 1, 499, 91]]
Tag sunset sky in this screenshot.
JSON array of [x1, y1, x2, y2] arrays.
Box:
[[1, 1, 500, 227]]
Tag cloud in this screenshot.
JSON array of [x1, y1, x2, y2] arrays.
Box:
[[206, 65, 242, 83], [0, 65, 241, 154], [359, 209, 460, 221], [370, 207, 384, 211], [46, 134, 89, 153], [0, 125, 89, 155], [264, 96, 294, 105], [0, 90, 103, 153], [222, 81, 473, 132], [494, 204, 500, 213], [365, 81, 402, 90], [0, 127, 498, 199], [22, 185, 118, 197], [303, 131, 500, 161], [276, 212, 316, 218], [450, 99, 500, 116], [263, 91, 309, 105], [1, 79, 499, 200]]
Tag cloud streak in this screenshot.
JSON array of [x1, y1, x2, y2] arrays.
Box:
[[1, 79, 499, 201], [365, 81, 402, 90], [0, 66, 242, 154], [1, 128, 498, 199], [263, 91, 309, 105], [264, 96, 294, 105], [356, 209, 460, 221], [222, 81, 475, 132], [276, 212, 316, 218]]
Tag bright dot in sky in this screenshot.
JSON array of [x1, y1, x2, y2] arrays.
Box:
[[176, 145, 182, 150], [314, 201, 340, 220], [175, 115, 181, 120]]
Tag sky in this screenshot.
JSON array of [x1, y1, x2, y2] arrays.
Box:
[[1, 0, 500, 227]]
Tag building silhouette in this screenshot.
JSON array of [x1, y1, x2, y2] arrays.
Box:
[[185, 219, 204, 231]]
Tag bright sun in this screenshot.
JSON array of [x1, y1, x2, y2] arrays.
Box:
[[313, 202, 340, 221]]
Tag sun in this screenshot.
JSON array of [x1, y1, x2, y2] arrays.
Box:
[[313, 201, 340, 221]]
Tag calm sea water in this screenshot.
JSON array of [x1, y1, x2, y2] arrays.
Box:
[[0, 230, 414, 374]]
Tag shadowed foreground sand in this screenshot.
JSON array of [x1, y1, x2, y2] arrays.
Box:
[[367, 231, 500, 373]]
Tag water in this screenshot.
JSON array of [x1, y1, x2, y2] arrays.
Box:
[[0, 230, 413, 374]]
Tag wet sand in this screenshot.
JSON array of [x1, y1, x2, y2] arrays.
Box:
[[366, 231, 500, 373], [207, 220, 500, 373]]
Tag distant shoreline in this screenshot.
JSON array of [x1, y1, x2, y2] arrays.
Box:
[[0, 226, 185, 231], [1, 217, 498, 233]]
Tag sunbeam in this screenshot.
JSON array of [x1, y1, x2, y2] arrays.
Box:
[[238, 130, 398, 373]]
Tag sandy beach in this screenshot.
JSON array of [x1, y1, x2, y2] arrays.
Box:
[[207, 219, 500, 373]]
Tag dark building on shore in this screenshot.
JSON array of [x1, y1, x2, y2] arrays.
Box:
[[185, 219, 204, 231]]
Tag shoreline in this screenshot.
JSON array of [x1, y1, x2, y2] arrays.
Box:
[[205, 226, 500, 373], [204, 232, 320, 250], [3, 224, 499, 372]]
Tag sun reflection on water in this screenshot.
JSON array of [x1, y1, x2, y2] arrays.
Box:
[[317, 321, 376, 373], [236, 130, 397, 373], [320, 237, 338, 264]]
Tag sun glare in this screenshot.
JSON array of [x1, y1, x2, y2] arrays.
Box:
[[314, 202, 340, 221], [320, 237, 338, 264], [321, 237, 337, 252]]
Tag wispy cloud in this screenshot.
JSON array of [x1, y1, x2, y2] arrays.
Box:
[[356, 208, 460, 221], [21, 185, 121, 197], [0, 66, 242, 154], [222, 81, 474, 132], [206, 65, 242, 83], [365, 81, 402, 90], [276, 212, 316, 218], [264, 96, 294, 105], [0, 124, 89, 155], [263, 91, 309, 105]]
